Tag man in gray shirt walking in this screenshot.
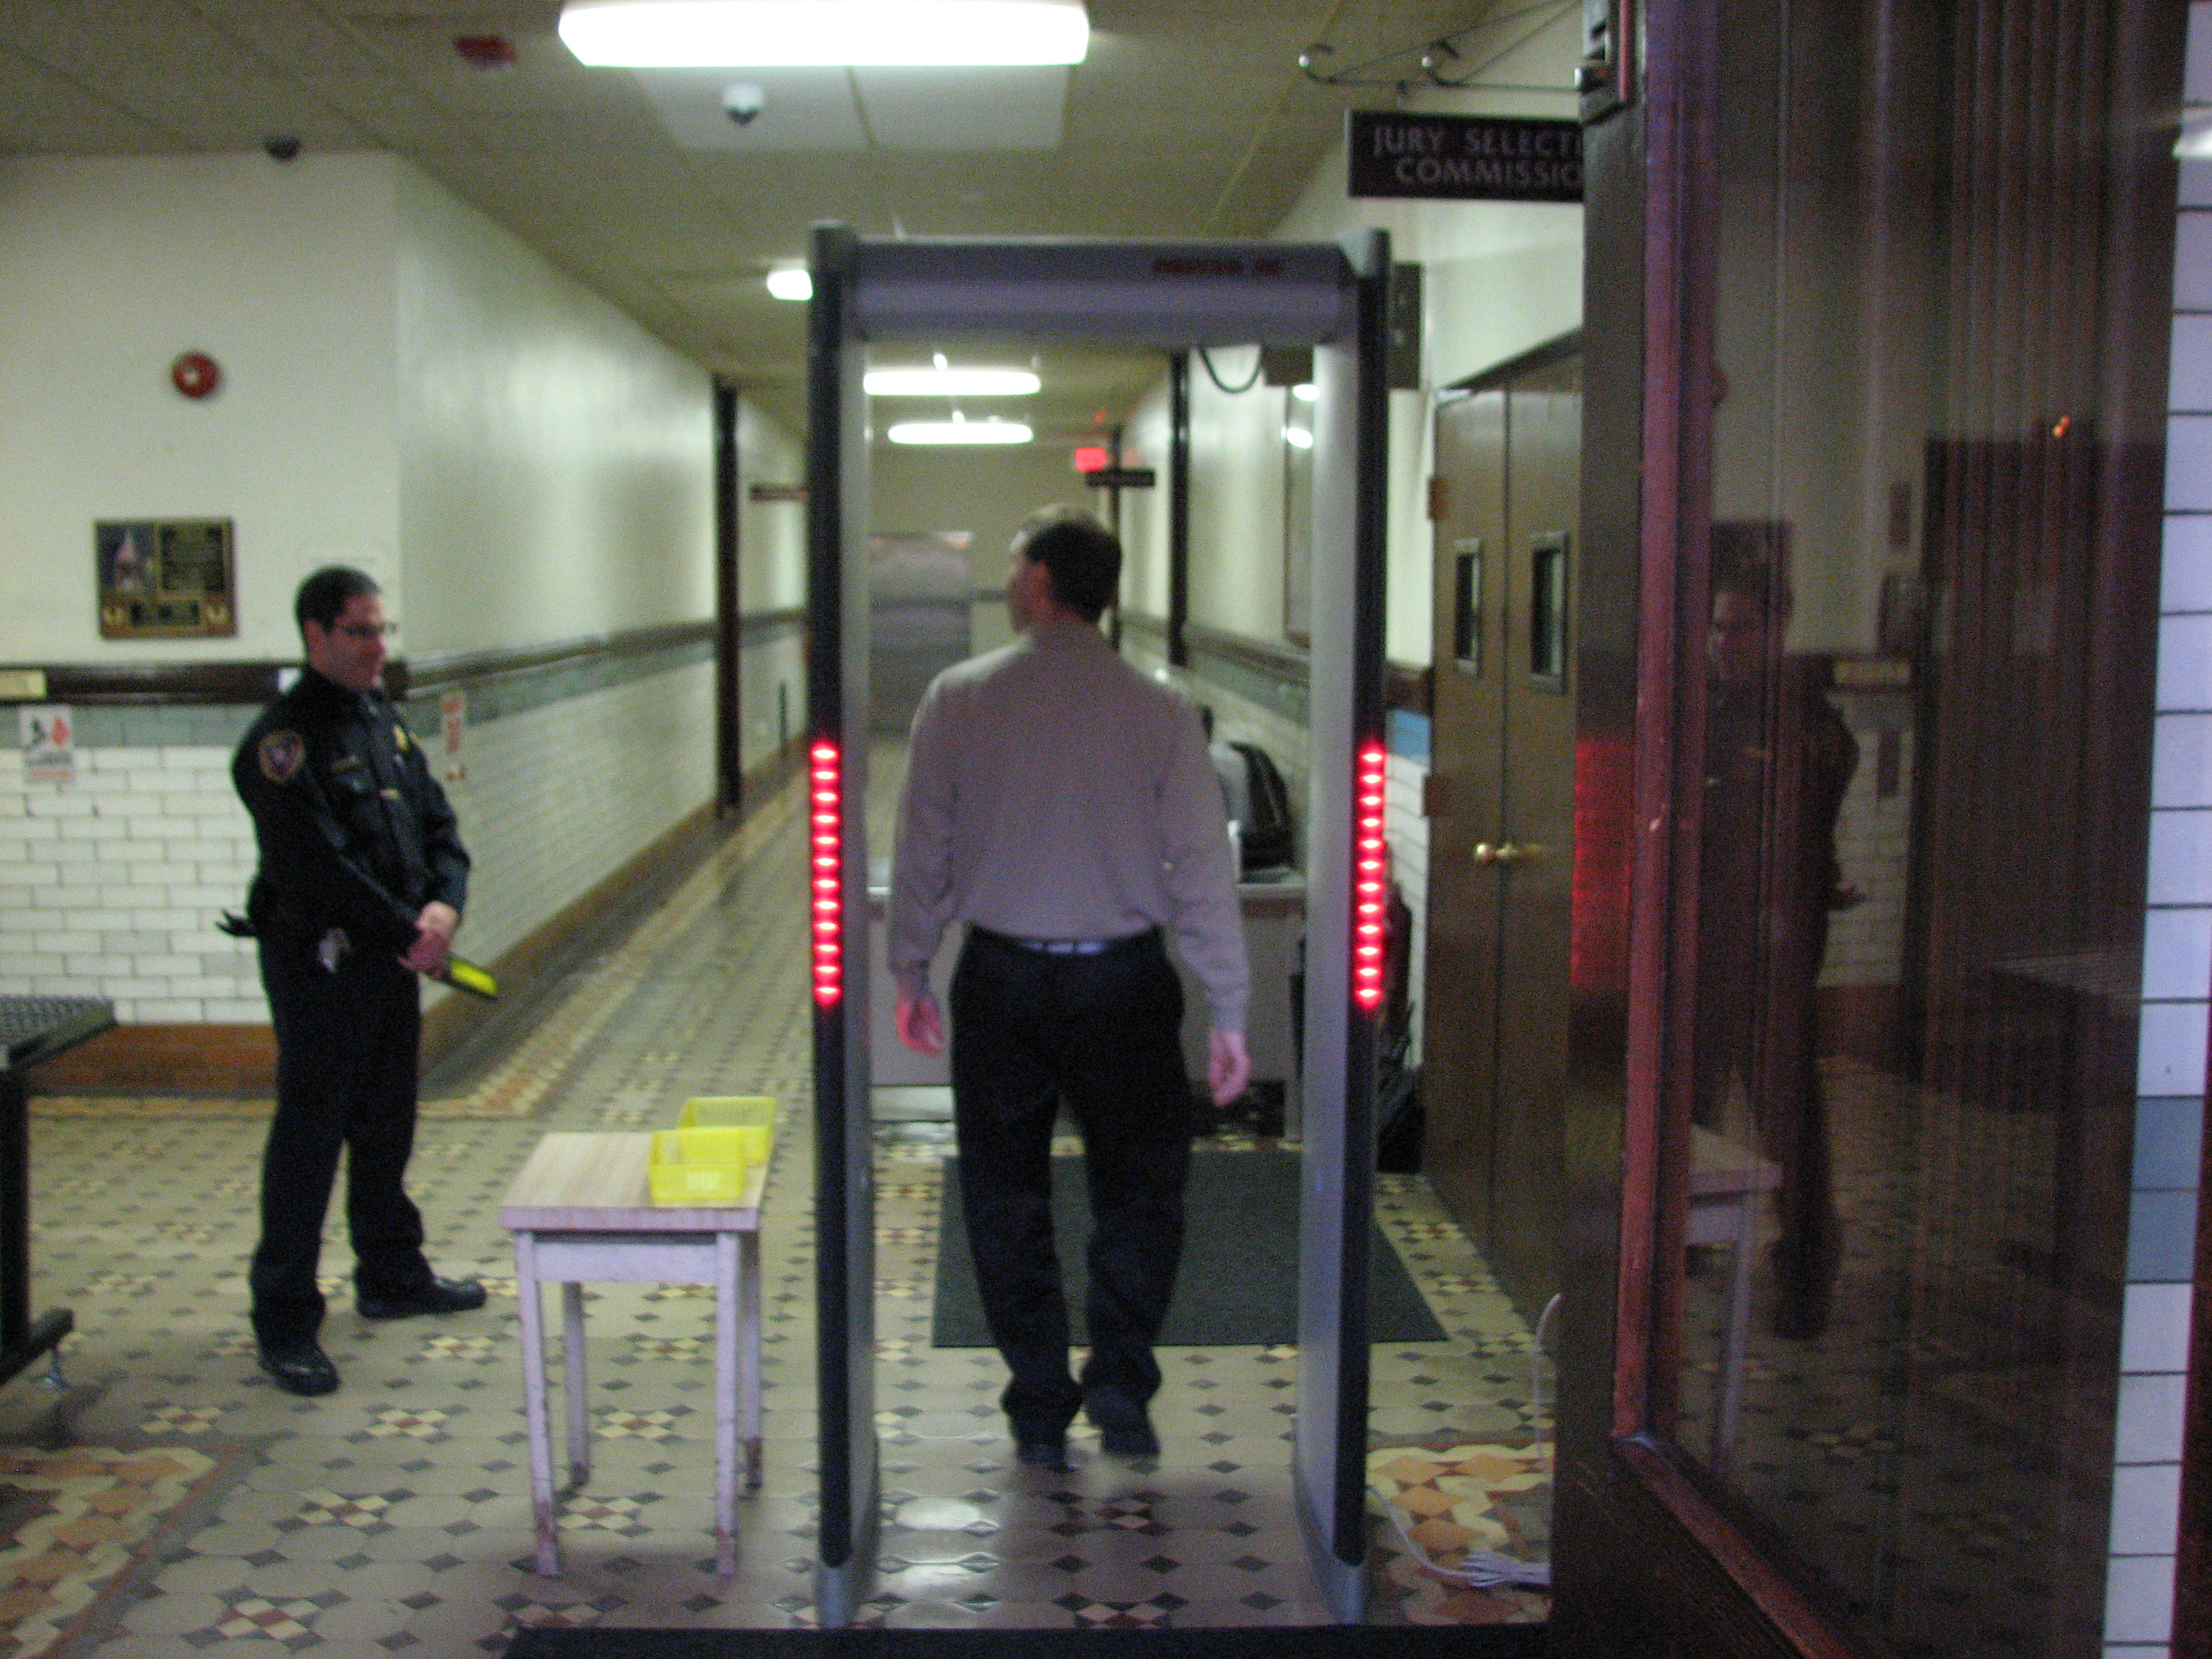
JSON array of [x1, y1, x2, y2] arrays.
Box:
[[890, 505, 1250, 1467]]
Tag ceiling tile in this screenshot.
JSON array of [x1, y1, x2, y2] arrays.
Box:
[[853, 66, 1068, 152], [0, 51, 175, 149]]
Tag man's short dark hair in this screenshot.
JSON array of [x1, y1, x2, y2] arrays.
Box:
[[1016, 505, 1121, 623], [295, 566, 381, 634]]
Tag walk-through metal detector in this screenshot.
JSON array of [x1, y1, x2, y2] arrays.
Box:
[[806, 224, 1391, 1625]]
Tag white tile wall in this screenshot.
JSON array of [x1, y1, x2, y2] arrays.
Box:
[[0, 657, 716, 1025], [0, 745, 260, 1021], [427, 658, 716, 973], [2108, 18, 2212, 1637]]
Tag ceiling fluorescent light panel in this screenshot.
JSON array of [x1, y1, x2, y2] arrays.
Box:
[[888, 419, 1033, 445], [866, 368, 1040, 397], [560, 0, 1090, 67]]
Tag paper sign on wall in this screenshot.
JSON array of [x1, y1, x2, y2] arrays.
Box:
[[440, 690, 467, 786], [20, 705, 75, 785]]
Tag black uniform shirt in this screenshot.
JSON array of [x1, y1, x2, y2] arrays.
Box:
[[233, 667, 471, 954]]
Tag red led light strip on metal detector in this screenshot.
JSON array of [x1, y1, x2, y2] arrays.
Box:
[[810, 741, 844, 1006], [1353, 742, 1389, 1013]]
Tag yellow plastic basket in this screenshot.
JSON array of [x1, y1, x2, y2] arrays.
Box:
[[677, 1097, 775, 1166], [647, 1127, 754, 1207]]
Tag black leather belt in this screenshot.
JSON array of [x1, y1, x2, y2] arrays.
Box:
[[971, 925, 1159, 958]]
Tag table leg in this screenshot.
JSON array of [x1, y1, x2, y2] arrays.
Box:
[[1712, 1192, 1760, 1473], [562, 1283, 590, 1489], [714, 1230, 739, 1577], [515, 1234, 560, 1578], [739, 1229, 763, 1490]]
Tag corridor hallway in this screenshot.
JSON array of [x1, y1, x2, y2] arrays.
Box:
[[2, 775, 1545, 1653]]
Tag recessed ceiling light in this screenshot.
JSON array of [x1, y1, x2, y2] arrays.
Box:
[[1291, 382, 1320, 402], [1283, 427, 1314, 449], [558, 0, 1089, 67], [766, 266, 812, 301], [865, 368, 1041, 397], [888, 418, 1033, 445]]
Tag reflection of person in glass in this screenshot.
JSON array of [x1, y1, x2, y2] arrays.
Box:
[[1694, 531, 1859, 1339]]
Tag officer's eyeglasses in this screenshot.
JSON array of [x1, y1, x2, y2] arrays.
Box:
[[331, 622, 397, 640]]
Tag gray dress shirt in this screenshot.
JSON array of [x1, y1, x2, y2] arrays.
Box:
[[888, 622, 1250, 1034]]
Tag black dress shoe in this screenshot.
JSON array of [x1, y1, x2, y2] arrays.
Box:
[[258, 1344, 340, 1397], [1014, 1437, 1070, 1470], [357, 1277, 487, 1320], [1086, 1393, 1160, 1459]]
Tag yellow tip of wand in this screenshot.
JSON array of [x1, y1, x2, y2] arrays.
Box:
[[439, 957, 500, 1000]]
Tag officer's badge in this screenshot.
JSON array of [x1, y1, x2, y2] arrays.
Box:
[[258, 731, 305, 784]]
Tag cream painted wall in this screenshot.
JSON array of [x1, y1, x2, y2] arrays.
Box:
[[0, 155, 402, 659], [1184, 346, 1291, 641], [1120, 383, 1173, 623], [737, 397, 807, 771], [1271, 101, 1583, 668], [394, 165, 712, 655], [738, 397, 807, 613]]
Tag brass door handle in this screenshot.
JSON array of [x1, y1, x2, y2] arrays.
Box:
[[1473, 841, 1544, 867]]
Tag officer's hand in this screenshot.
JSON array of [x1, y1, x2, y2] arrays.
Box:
[[1208, 1030, 1251, 1108], [897, 989, 946, 1056], [402, 902, 460, 975]]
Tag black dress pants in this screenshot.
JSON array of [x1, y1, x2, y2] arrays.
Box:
[[250, 932, 435, 1350], [949, 926, 1193, 1442]]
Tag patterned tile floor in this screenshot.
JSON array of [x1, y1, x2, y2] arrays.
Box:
[[8, 775, 1544, 1654]]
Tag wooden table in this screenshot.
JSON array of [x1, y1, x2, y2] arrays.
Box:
[[500, 1132, 766, 1578], [0, 996, 114, 1392]]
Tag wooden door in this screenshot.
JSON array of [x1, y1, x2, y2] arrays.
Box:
[[1489, 357, 1580, 1314], [1423, 390, 1508, 1245], [1548, 0, 2181, 1654], [1422, 347, 1580, 1320]]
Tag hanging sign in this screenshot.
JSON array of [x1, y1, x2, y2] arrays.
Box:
[[1346, 112, 1583, 203], [19, 706, 75, 786], [1082, 468, 1157, 489]]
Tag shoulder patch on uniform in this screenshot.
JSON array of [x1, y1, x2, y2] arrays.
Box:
[[258, 731, 305, 784], [394, 725, 411, 751]]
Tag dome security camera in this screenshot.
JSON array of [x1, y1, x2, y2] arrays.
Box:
[[721, 82, 764, 126], [263, 134, 302, 162]]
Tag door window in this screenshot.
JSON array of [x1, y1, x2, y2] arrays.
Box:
[[1528, 535, 1568, 687], [1452, 540, 1484, 673], [1646, 0, 2158, 1652]]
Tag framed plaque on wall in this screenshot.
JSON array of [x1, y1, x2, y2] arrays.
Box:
[[96, 519, 236, 639]]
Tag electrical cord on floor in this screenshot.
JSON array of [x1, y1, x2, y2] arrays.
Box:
[[1530, 1289, 1561, 1475], [1372, 1291, 1562, 1592]]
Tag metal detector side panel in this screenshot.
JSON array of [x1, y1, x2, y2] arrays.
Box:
[[1295, 231, 1391, 1624], [808, 224, 879, 1628], [851, 238, 1356, 345]]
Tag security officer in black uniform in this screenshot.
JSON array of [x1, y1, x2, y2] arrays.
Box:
[[233, 566, 484, 1396]]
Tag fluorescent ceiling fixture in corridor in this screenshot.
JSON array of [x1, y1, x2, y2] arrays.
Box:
[[865, 367, 1040, 397], [559, 0, 1090, 66], [766, 267, 812, 300], [888, 418, 1032, 445]]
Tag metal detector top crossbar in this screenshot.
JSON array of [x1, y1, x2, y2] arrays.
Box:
[[833, 235, 1361, 345]]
